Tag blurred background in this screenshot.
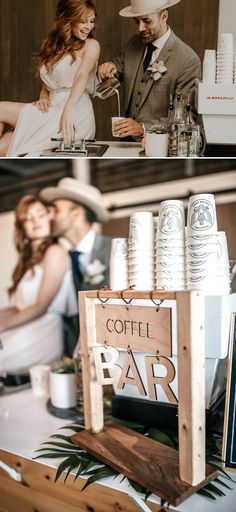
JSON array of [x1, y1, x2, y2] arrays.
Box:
[[0, 158, 236, 305], [0, 0, 235, 139]]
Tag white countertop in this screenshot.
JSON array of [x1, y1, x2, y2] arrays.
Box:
[[0, 389, 236, 512]]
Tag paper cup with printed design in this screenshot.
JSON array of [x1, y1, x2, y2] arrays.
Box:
[[158, 200, 185, 240], [129, 212, 154, 249], [187, 194, 217, 237]]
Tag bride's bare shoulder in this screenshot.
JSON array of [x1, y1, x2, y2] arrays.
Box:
[[85, 38, 100, 54]]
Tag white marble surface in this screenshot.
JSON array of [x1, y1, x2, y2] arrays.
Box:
[[0, 389, 236, 511]]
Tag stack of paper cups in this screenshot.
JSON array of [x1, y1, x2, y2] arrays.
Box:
[[155, 200, 185, 290], [203, 50, 216, 84], [234, 50, 236, 83], [216, 232, 230, 295], [128, 212, 154, 290], [186, 194, 219, 292], [110, 238, 128, 289], [216, 33, 234, 84]]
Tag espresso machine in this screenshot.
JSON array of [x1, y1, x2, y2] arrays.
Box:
[[196, 80, 236, 155]]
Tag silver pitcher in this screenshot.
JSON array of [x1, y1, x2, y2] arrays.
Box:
[[95, 76, 120, 100]]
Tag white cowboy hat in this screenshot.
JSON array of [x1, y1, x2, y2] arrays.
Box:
[[119, 0, 181, 17], [40, 178, 109, 223]]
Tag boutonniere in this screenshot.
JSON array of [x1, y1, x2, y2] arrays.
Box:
[[84, 259, 106, 286], [147, 60, 167, 81]]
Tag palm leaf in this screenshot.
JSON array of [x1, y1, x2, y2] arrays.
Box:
[[81, 467, 116, 491], [55, 455, 78, 483], [204, 482, 225, 497], [34, 453, 75, 460], [39, 441, 82, 451], [215, 478, 232, 491], [197, 488, 216, 500], [146, 426, 176, 448]]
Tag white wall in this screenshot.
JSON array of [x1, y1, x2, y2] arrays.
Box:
[[0, 211, 17, 307], [219, 0, 236, 40]]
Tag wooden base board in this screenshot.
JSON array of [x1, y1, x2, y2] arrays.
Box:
[[72, 422, 218, 507]]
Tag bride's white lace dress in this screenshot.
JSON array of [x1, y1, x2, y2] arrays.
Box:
[[7, 55, 96, 156]]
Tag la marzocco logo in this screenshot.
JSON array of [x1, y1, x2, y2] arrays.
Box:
[[206, 96, 234, 100]]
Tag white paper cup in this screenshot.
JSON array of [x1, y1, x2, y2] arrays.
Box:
[[218, 33, 234, 53], [50, 372, 77, 409], [187, 194, 217, 236], [111, 238, 128, 258], [110, 262, 128, 290], [129, 212, 153, 249], [112, 117, 126, 137], [145, 132, 169, 157], [29, 365, 50, 397], [158, 200, 185, 238]]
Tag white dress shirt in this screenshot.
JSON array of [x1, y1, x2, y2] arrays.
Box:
[[146, 26, 171, 65], [74, 227, 96, 273]]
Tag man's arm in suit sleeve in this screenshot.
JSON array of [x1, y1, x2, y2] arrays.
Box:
[[175, 52, 201, 108], [112, 51, 125, 81]]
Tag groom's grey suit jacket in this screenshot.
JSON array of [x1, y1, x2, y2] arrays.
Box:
[[64, 233, 112, 357], [113, 30, 201, 123]]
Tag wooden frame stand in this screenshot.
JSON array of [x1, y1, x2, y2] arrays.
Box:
[[72, 290, 218, 506]]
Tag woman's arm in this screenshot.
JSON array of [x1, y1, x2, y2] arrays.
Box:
[[0, 245, 68, 332], [59, 39, 100, 143], [33, 83, 52, 113], [0, 306, 18, 318]]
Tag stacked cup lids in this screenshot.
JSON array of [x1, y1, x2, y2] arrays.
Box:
[[156, 200, 185, 290], [110, 238, 128, 290], [216, 33, 234, 84], [128, 212, 154, 290], [186, 194, 230, 295]]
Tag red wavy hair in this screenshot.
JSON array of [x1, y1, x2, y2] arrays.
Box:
[[35, 0, 96, 73], [8, 195, 54, 295]]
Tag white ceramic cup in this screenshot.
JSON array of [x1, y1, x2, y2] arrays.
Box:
[[112, 117, 126, 137], [50, 372, 77, 409], [145, 132, 169, 157], [29, 365, 50, 397]]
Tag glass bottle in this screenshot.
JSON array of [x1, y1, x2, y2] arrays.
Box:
[[168, 92, 186, 157]]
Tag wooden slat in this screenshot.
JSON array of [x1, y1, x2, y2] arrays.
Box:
[[0, 450, 173, 512], [79, 292, 104, 433], [176, 291, 206, 486], [72, 422, 218, 507], [83, 290, 176, 300]]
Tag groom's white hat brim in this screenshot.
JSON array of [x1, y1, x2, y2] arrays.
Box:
[[119, 0, 182, 17], [40, 178, 109, 223]]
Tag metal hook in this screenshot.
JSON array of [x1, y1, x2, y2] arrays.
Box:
[[97, 286, 111, 306], [150, 291, 164, 312], [120, 285, 135, 308]]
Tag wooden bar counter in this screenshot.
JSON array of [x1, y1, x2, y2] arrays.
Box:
[[0, 389, 235, 512]]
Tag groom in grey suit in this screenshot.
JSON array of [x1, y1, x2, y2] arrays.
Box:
[[99, 0, 201, 139], [40, 178, 111, 356]]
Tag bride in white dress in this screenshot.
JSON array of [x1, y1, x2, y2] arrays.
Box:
[[0, 0, 99, 157], [0, 195, 76, 374]]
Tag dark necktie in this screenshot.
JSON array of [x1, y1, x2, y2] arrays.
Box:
[[69, 250, 83, 292], [143, 43, 156, 72]]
